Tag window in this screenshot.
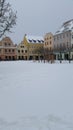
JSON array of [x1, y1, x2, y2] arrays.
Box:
[[25, 50, 27, 53], [18, 50, 20, 53], [21, 46, 24, 48], [9, 56, 11, 60], [50, 47, 51, 51], [5, 49, 7, 52], [22, 50, 24, 53], [8, 43, 11, 46], [60, 34, 62, 39], [72, 35, 73, 39], [9, 49, 11, 52], [29, 40, 32, 43], [57, 36, 59, 40], [66, 33, 68, 37], [47, 42, 48, 45], [12, 49, 14, 52], [19, 56, 20, 59], [45, 42, 46, 45], [63, 34, 65, 38], [12, 56, 15, 60], [4, 43, 7, 46], [38, 40, 41, 43], [57, 44, 58, 49], [54, 37, 56, 41], [50, 41, 51, 45], [67, 42, 68, 47], [41, 40, 44, 43], [63, 43, 65, 47], [5, 56, 8, 59], [33, 40, 36, 43], [22, 56, 24, 59], [54, 45, 56, 49]]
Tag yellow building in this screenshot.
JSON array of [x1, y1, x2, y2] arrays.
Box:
[[44, 32, 54, 61], [22, 34, 44, 60]]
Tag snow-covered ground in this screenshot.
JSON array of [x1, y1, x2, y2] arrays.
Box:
[[0, 61, 73, 130]]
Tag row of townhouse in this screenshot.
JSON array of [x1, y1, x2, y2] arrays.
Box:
[[0, 35, 44, 61], [0, 19, 73, 61], [0, 33, 54, 61]]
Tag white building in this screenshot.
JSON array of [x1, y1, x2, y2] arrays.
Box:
[[54, 19, 73, 60]]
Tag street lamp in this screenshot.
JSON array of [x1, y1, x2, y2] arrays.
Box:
[[59, 44, 62, 63], [68, 45, 71, 63]]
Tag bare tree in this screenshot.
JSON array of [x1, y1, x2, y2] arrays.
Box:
[[44, 48, 54, 63], [0, 0, 16, 38], [32, 46, 44, 61]]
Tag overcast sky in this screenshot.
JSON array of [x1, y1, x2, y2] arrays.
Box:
[[6, 0, 73, 44]]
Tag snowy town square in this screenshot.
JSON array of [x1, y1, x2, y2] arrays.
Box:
[[0, 61, 73, 130]]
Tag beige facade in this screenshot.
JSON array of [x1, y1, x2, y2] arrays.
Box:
[[44, 32, 53, 50], [0, 37, 17, 60], [44, 32, 54, 60], [17, 41, 28, 60]]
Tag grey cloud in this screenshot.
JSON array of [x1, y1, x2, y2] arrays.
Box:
[[6, 0, 73, 44]]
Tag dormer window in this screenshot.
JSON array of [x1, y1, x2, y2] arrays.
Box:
[[33, 40, 36, 43], [41, 40, 44, 43], [29, 40, 32, 43], [38, 40, 41, 43]]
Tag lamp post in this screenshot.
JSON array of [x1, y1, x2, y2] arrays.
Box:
[[68, 45, 71, 63], [60, 44, 62, 63], [43, 47, 45, 63]]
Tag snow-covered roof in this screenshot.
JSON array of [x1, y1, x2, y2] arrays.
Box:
[[55, 19, 73, 34], [25, 35, 44, 44]]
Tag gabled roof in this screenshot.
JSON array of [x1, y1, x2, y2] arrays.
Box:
[[55, 19, 73, 34], [25, 35, 44, 44], [1, 37, 13, 44], [0, 37, 16, 47]]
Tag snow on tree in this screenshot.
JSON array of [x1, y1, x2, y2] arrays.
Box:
[[0, 0, 16, 38]]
